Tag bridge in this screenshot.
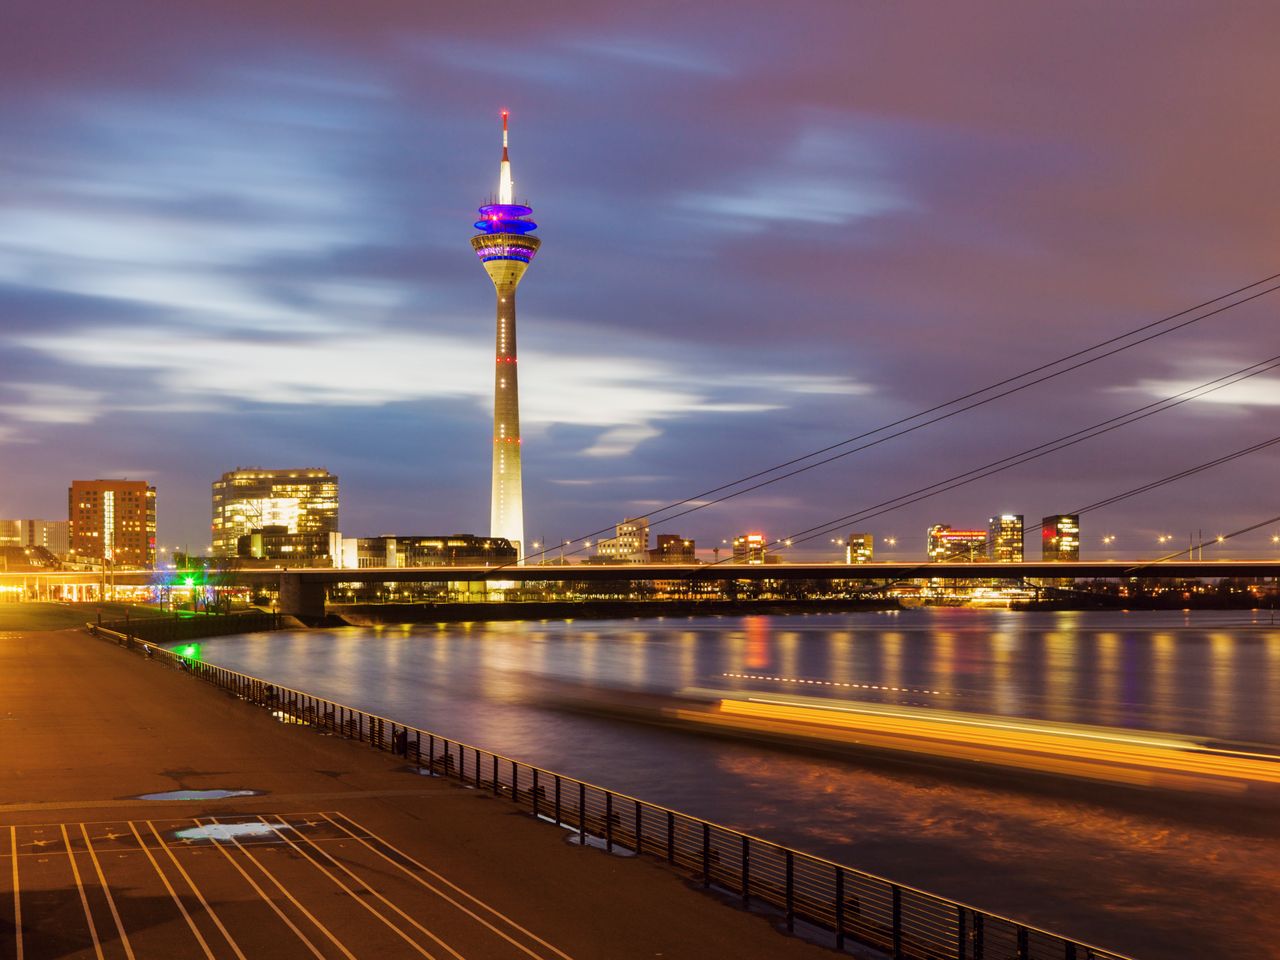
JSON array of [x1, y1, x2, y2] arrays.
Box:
[[5, 560, 1277, 617]]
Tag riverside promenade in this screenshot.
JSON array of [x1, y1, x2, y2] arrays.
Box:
[[0, 624, 835, 960]]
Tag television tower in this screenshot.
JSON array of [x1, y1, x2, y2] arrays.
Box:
[[471, 111, 540, 560]]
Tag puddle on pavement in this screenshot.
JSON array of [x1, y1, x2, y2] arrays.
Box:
[[174, 822, 291, 843], [134, 789, 263, 801]]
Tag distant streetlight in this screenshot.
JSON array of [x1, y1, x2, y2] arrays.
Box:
[[884, 536, 897, 547], [1157, 535, 1171, 545], [1102, 535, 1116, 545]]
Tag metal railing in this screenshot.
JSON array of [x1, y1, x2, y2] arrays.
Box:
[[90, 623, 1133, 960]]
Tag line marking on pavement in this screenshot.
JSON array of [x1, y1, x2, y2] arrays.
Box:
[[189, 818, 329, 960], [128, 820, 218, 960], [0, 788, 442, 816], [61, 823, 105, 960], [146, 821, 248, 960], [231, 815, 441, 960], [267, 814, 468, 960], [79, 824, 136, 960], [10, 826, 23, 960], [324, 812, 575, 960], [200, 818, 358, 960]]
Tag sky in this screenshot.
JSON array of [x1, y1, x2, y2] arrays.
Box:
[[4, 0, 1280, 560]]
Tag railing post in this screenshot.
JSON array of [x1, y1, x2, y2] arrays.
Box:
[[785, 849, 794, 932], [579, 783, 587, 844], [1016, 925, 1028, 960], [635, 799, 643, 855], [428, 734, 435, 772], [1065, 943, 1078, 960], [701, 822, 710, 888], [606, 792, 614, 853], [415, 731, 421, 763], [667, 811, 675, 863], [555, 775, 562, 826], [956, 905, 965, 960], [512, 759, 519, 802], [532, 769, 540, 818], [740, 835, 750, 907], [475, 748, 481, 787], [492, 754, 499, 795], [835, 867, 845, 950], [973, 912, 984, 960], [892, 885, 903, 959]]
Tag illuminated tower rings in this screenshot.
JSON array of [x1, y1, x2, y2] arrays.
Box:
[[471, 111, 540, 559]]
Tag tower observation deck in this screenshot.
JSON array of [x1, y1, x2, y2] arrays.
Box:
[[471, 111, 540, 560]]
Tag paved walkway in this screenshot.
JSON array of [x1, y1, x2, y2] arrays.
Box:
[[0, 629, 836, 960]]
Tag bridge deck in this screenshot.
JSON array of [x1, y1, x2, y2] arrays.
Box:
[[0, 628, 830, 960]]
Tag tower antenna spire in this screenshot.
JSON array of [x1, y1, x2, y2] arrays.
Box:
[[499, 110, 513, 204]]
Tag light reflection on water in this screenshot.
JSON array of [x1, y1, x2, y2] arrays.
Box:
[[193, 609, 1280, 960]]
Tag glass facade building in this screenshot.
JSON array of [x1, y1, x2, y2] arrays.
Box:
[[211, 468, 338, 558], [1041, 514, 1081, 561], [926, 524, 987, 562], [988, 514, 1025, 563], [845, 533, 874, 564]]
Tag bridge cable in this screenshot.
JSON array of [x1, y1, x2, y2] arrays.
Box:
[[518, 272, 1280, 567], [749, 352, 1280, 558]]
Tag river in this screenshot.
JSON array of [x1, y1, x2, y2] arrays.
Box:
[[180, 608, 1280, 960]]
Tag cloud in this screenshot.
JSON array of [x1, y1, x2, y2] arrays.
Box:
[[1127, 376, 1280, 410], [0, 384, 102, 425], [13, 321, 784, 456]]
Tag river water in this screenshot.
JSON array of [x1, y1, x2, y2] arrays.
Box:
[[184, 609, 1280, 960]]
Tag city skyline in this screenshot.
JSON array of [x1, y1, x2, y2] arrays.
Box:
[[4, 3, 1280, 556]]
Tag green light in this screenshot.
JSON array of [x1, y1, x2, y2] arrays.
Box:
[[175, 643, 202, 661], [183, 576, 195, 587]]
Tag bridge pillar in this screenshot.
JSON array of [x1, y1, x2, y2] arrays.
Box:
[[278, 574, 326, 619]]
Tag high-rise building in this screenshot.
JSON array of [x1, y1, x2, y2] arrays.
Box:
[[596, 517, 650, 563], [68, 479, 156, 568], [1042, 514, 1080, 561], [471, 111, 540, 560], [0, 521, 19, 547], [733, 533, 769, 564], [211, 468, 339, 558], [845, 533, 874, 563], [926, 524, 987, 562], [988, 514, 1024, 562], [651, 534, 696, 564]]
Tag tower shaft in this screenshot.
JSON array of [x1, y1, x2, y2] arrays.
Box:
[[488, 267, 526, 555]]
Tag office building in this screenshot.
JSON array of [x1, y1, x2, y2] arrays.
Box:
[[237, 526, 331, 565], [332, 534, 517, 569], [651, 534, 696, 564], [596, 517, 650, 563], [68, 479, 156, 567], [733, 533, 769, 564], [25, 520, 69, 557], [1042, 514, 1080, 561], [845, 533, 874, 564], [471, 111, 541, 559], [926, 524, 987, 562], [988, 514, 1025, 563], [0, 521, 20, 547], [211, 468, 338, 558]]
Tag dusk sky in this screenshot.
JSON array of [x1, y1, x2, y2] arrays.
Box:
[[4, 1, 1280, 558]]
